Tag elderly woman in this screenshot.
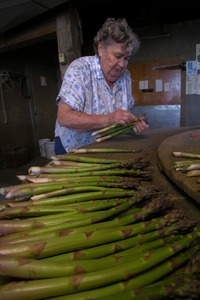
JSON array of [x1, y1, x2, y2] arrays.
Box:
[[54, 17, 149, 154]]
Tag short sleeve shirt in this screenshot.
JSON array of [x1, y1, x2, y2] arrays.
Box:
[[55, 54, 135, 152]]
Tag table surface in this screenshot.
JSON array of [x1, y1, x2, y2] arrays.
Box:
[[158, 129, 200, 205], [85, 126, 200, 219]]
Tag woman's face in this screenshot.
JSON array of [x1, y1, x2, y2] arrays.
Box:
[[98, 40, 132, 86]]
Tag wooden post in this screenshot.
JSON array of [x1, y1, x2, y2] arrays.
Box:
[[56, 3, 82, 80]]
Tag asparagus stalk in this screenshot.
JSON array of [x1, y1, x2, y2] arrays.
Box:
[[3, 184, 159, 210], [27, 166, 151, 179], [1, 210, 194, 253], [0, 238, 198, 300], [0, 250, 142, 280], [172, 151, 200, 159], [0, 210, 191, 258], [92, 123, 127, 137], [30, 180, 142, 201], [49, 160, 103, 168], [4, 184, 111, 201], [0, 198, 129, 243], [73, 195, 173, 232], [92, 114, 147, 142], [187, 170, 200, 177], [26, 166, 150, 178], [23, 174, 140, 184], [0, 206, 184, 248], [35, 177, 140, 193], [0, 233, 192, 280], [95, 125, 134, 142], [20, 218, 196, 265], [0, 204, 82, 219], [44, 220, 197, 262], [4, 188, 137, 207], [42, 245, 199, 300], [28, 163, 120, 176], [28, 158, 150, 176], [51, 154, 121, 164], [1, 177, 110, 196], [99, 274, 200, 300], [50, 160, 101, 167], [0, 199, 126, 220], [101, 249, 200, 299], [2, 197, 125, 209], [70, 148, 142, 153], [173, 160, 200, 171], [182, 243, 200, 275], [0, 198, 135, 237], [1, 195, 172, 245]]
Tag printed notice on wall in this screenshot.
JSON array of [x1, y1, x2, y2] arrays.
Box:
[[155, 79, 163, 92], [139, 80, 148, 90], [164, 82, 170, 92], [186, 74, 200, 95], [186, 61, 197, 75]]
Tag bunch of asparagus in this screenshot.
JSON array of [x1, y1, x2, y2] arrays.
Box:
[[0, 154, 151, 202], [172, 151, 200, 177], [92, 114, 148, 142], [0, 152, 199, 299]]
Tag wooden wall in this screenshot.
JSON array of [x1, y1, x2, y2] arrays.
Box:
[[128, 57, 183, 106]]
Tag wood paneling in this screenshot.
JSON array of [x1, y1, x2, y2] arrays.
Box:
[[56, 8, 82, 79], [128, 58, 183, 106]]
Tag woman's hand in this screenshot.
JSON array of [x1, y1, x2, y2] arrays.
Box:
[[133, 114, 149, 135], [109, 109, 137, 125], [108, 109, 148, 134]]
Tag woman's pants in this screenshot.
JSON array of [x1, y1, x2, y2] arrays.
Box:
[[54, 137, 66, 155]]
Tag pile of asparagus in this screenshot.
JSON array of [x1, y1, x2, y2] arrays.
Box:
[[172, 151, 200, 179], [0, 152, 199, 299], [92, 114, 148, 142]]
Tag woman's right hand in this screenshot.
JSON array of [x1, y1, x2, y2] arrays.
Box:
[[109, 109, 149, 134], [109, 108, 137, 125]]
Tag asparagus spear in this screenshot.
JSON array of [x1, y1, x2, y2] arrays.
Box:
[[0, 196, 173, 245], [0, 199, 126, 219], [172, 151, 200, 159], [51, 154, 121, 164], [0, 210, 192, 258], [98, 275, 200, 300], [0, 198, 135, 236], [92, 114, 147, 142], [28, 163, 121, 176], [186, 170, 200, 177], [0, 233, 192, 280], [1, 217, 195, 265], [4, 184, 111, 201], [22, 174, 141, 185], [100, 246, 200, 299], [50, 160, 101, 167], [4, 188, 138, 206], [173, 160, 200, 171], [95, 125, 134, 142], [92, 123, 126, 137], [40, 245, 199, 300], [0, 238, 198, 300], [70, 148, 142, 153]]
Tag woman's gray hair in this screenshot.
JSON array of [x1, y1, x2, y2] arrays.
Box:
[[93, 18, 140, 55]]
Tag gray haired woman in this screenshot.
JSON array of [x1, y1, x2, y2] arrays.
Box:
[[54, 17, 148, 154]]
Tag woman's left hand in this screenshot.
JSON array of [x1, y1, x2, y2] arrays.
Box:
[[133, 114, 149, 135]]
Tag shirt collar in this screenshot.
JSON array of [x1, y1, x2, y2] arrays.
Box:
[[94, 54, 104, 79]]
